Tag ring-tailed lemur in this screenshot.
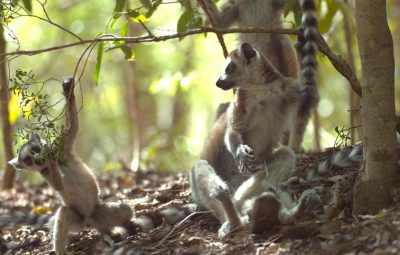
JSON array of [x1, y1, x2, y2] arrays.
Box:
[[4, 78, 197, 254], [310, 132, 400, 179], [6, 77, 133, 254], [190, 42, 314, 237], [190, 0, 319, 237], [201, 0, 319, 151], [203, 0, 298, 78]]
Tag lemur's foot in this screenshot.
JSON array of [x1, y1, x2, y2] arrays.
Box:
[[217, 216, 249, 239], [62, 77, 75, 97], [218, 221, 232, 238]]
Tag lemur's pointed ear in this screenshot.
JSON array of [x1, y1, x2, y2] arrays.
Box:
[[240, 43, 257, 63], [28, 132, 41, 142]]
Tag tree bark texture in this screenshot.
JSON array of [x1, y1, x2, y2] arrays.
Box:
[[0, 11, 16, 190], [353, 0, 398, 215]]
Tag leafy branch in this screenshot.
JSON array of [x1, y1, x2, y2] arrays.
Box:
[[9, 69, 67, 160]]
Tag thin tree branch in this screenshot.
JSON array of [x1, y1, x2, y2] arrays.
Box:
[[5, 2, 82, 41], [138, 19, 155, 38], [316, 33, 362, 97], [0, 27, 298, 57], [197, 0, 228, 58]]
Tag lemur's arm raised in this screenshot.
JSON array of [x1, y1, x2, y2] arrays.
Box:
[[62, 77, 78, 153]]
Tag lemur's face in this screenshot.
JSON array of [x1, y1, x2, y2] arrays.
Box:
[[216, 43, 264, 90], [8, 132, 50, 172]]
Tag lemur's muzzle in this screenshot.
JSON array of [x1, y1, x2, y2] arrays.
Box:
[[216, 78, 235, 90]]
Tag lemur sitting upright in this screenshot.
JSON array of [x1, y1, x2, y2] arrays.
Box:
[[191, 43, 302, 237], [191, 0, 319, 237], [200, 0, 319, 151], [7, 78, 133, 255]]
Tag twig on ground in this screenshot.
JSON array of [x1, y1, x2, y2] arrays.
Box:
[[152, 211, 212, 248]]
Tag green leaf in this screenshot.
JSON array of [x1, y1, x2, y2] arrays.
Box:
[[110, 14, 121, 29], [127, 9, 140, 18], [121, 22, 128, 37], [21, 0, 32, 12], [177, 10, 194, 33], [94, 42, 104, 84], [120, 45, 135, 61], [127, 10, 148, 23], [181, 0, 193, 12], [319, 1, 339, 34], [293, 1, 302, 27], [114, 0, 126, 13], [187, 15, 203, 29]]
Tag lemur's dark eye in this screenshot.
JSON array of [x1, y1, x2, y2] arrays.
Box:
[[31, 145, 41, 154], [23, 156, 33, 166], [225, 63, 236, 74]]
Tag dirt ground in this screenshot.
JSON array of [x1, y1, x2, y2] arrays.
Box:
[[2, 151, 400, 255]]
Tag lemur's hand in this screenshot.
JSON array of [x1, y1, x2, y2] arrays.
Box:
[[236, 144, 265, 175], [62, 77, 75, 98]]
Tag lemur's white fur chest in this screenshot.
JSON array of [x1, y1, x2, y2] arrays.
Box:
[[59, 158, 99, 217], [228, 83, 297, 160]]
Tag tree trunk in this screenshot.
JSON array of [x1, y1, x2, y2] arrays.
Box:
[[353, 0, 398, 215], [0, 5, 16, 190]]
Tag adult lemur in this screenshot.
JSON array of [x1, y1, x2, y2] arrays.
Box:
[[201, 0, 319, 151], [191, 0, 318, 237]]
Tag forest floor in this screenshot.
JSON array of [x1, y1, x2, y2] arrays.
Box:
[[2, 150, 400, 255]]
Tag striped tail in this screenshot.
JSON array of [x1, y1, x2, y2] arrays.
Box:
[[297, 0, 319, 116], [1, 203, 197, 249], [311, 132, 400, 179], [107, 203, 198, 244], [310, 143, 363, 179], [0, 211, 53, 229]]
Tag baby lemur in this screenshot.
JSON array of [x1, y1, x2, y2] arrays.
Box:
[[191, 0, 318, 237], [201, 0, 319, 151], [8, 78, 133, 254]]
